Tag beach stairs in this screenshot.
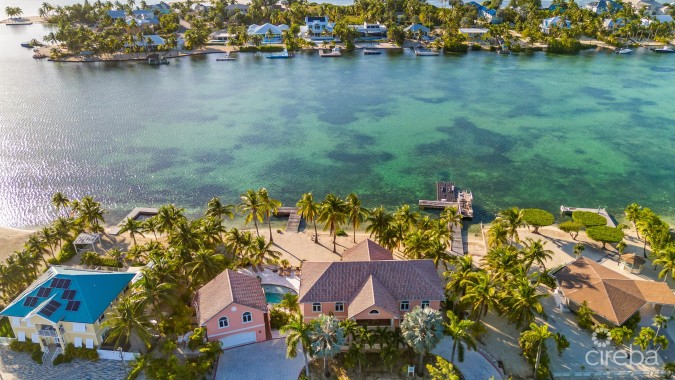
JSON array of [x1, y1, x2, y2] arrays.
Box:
[[276, 207, 301, 233]]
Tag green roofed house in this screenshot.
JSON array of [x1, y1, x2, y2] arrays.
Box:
[[0, 266, 138, 352]]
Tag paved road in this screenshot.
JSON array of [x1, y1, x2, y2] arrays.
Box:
[[215, 339, 305, 380], [432, 337, 504, 380], [0, 347, 127, 380]]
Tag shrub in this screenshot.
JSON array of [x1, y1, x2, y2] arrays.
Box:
[[577, 301, 594, 330], [336, 229, 348, 237], [572, 211, 607, 227], [559, 220, 582, 239], [270, 307, 291, 329], [522, 209, 554, 233], [443, 34, 468, 53], [0, 317, 15, 338], [10, 340, 43, 363], [586, 226, 624, 249], [470, 43, 482, 50], [547, 36, 581, 54], [48, 243, 77, 264], [53, 343, 99, 365], [188, 327, 206, 351]]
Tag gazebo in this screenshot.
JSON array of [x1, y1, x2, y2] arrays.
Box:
[[73, 233, 101, 253], [619, 253, 646, 274]]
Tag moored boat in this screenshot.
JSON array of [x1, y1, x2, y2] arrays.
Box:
[[616, 47, 632, 54], [497, 45, 511, 55], [414, 48, 439, 56], [33, 53, 47, 59], [651, 46, 674, 53], [319, 47, 341, 57], [216, 52, 235, 61], [20, 42, 31, 48], [266, 49, 293, 59], [363, 49, 382, 55]]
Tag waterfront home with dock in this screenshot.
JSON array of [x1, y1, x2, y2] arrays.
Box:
[[466, 2, 503, 24], [247, 23, 285, 43], [195, 269, 272, 349], [459, 28, 489, 43], [298, 240, 444, 327], [350, 22, 388, 39], [403, 23, 431, 38], [0, 266, 138, 352], [300, 16, 335, 41], [541, 16, 571, 34]]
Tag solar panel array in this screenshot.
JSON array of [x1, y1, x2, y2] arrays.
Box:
[[65, 301, 81, 311], [50, 278, 72, 289], [23, 296, 39, 307], [61, 289, 76, 300], [36, 287, 52, 298], [40, 300, 62, 317]]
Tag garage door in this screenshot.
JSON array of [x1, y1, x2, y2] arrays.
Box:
[[219, 332, 256, 349]]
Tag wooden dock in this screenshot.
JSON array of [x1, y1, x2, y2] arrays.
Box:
[[560, 205, 616, 228], [449, 224, 465, 255], [419, 181, 474, 218], [275, 207, 301, 232]]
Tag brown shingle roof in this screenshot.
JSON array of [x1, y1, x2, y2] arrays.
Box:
[[620, 254, 646, 266], [348, 275, 400, 318], [555, 257, 675, 325], [342, 239, 394, 261], [299, 260, 444, 304], [195, 269, 267, 326]]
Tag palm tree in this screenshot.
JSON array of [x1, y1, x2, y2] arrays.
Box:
[[394, 204, 419, 231], [345, 193, 368, 243], [401, 306, 444, 376], [142, 216, 160, 240], [258, 188, 282, 243], [425, 241, 454, 270], [521, 238, 553, 271], [206, 196, 235, 220], [654, 248, 675, 282], [445, 310, 476, 364], [189, 248, 225, 288], [248, 236, 281, 266], [77, 196, 106, 232], [460, 271, 499, 323], [297, 193, 320, 244], [132, 271, 176, 317], [200, 216, 227, 247], [51, 192, 70, 216], [573, 243, 585, 258], [239, 189, 264, 236], [280, 315, 313, 378], [156, 204, 185, 234], [503, 278, 547, 329], [279, 293, 300, 315], [624, 203, 642, 238], [309, 314, 346, 378], [365, 206, 393, 242], [441, 206, 463, 231], [487, 222, 509, 248], [403, 230, 431, 260], [496, 207, 526, 243], [653, 314, 668, 338], [317, 194, 347, 253], [118, 217, 145, 246], [445, 254, 473, 298], [519, 322, 554, 378], [168, 219, 202, 255], [102, 297, 154, 352]]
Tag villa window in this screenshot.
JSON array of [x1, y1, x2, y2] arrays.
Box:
[[369, 310, 380, 315], [242, 312, 252, 323], [400, 301, 410, 311], [421, 301, 430, 309], [312, 303, 322, 313], [218, 317, 229, 328], [335, 302, 344, 312]]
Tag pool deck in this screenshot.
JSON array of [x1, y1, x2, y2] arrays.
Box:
[[238, 267, 300, 293]]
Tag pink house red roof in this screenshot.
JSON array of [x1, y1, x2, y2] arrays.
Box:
[[342, 239, 394, 261], [195, 269, 267, 326], [348, 275, 401, 318]]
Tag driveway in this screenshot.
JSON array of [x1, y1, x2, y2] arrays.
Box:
[[432, 337, 504, 380], [215, 338, 305, 380]]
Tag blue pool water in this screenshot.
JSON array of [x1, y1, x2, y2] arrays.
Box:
[[263, 284, 296, 304]]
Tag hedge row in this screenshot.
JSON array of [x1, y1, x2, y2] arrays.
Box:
[[10, 340, 43, 364], [53, 343, 99, 365], [572, 211, 607, 227]]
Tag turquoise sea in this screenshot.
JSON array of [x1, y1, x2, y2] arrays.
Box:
[[0, 24, 674, 228]]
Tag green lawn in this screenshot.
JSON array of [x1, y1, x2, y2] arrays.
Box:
[[0, 317, 15, 338]]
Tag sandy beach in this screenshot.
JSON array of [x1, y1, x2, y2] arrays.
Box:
[[0, 227, 36, 261]]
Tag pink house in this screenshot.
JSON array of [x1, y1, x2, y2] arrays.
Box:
[[298, 239, 445, 327], [195, 269, 272, 349]]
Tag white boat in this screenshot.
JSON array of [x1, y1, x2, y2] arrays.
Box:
[[319, 47, 341, 57], [414, 48, 439, 56], [216, 52, 235, 61], [652, 46, 674, 53], [363, 49, 382, 55], [266, 49, 293, 59], [616, 48, 632, 54]]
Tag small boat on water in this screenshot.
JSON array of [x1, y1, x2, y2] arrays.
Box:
[[651, 46, 674, 53], [364, 49, 382, 55], [20, 42, 32, 48], [33, 53, 47, 59], [496, 45, 511, 55], [266, 49, 293, 59], [7, 20, 33, 26], [319, 47, 341, 57], [147, 55, 169, 65], [216, 52, 235, 61], [414, 48, 439, 56], [616, 47, 632, 54]]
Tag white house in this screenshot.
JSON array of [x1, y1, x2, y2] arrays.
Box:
[[541, 16, 571, 34], [350, 22, 388, 38], [226, 4, 249, 14], [300, 16, 335, 40], [191, 3, 212, 12], [641, 15, 674, 25], [247, 23, 284, 43], [404, 23, 431, 37], [459, 27, 489, 42], [603, 18, 626, 31]]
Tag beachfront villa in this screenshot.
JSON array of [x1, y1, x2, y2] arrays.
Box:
[[225, 4, 249, 14], [404, 23, 431, 38], [603, 18, 626, 31], [125, 34, 166, 50], [466, 2, 503, 24], [300, 16, 335, 41], [148, 2, 171, 15], [298, 239, 444, 327], [350, 22, 388, 39], [247, 23, 285, 43], [553, 257, 675, 326], [0, 266, 137, 352], [459, 28, 489, 43], [128, 10, 159, 27], [106, 10, 126, 21], [541, 16, 572, 34], [642, 15, 674, 25], [191, 3, 212, 12], [194, 269, 272, 349], [626, 0, 668, 15], [585, 0, 623, 14]]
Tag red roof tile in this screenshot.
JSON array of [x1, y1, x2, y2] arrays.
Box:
[[348, 275, 400, 318], [195, 269, 267, 326], [342, 239, 394, 261]]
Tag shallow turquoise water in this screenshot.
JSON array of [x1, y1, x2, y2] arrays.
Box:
[[0, 24, 673, 227]]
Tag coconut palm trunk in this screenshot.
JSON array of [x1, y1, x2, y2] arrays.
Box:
[[267, 210, 274, 243], [313, 220, 318, 244], [534, 340, 543, 378]]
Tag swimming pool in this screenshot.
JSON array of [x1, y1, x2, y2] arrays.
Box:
[[263, 284, 296, 304]]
